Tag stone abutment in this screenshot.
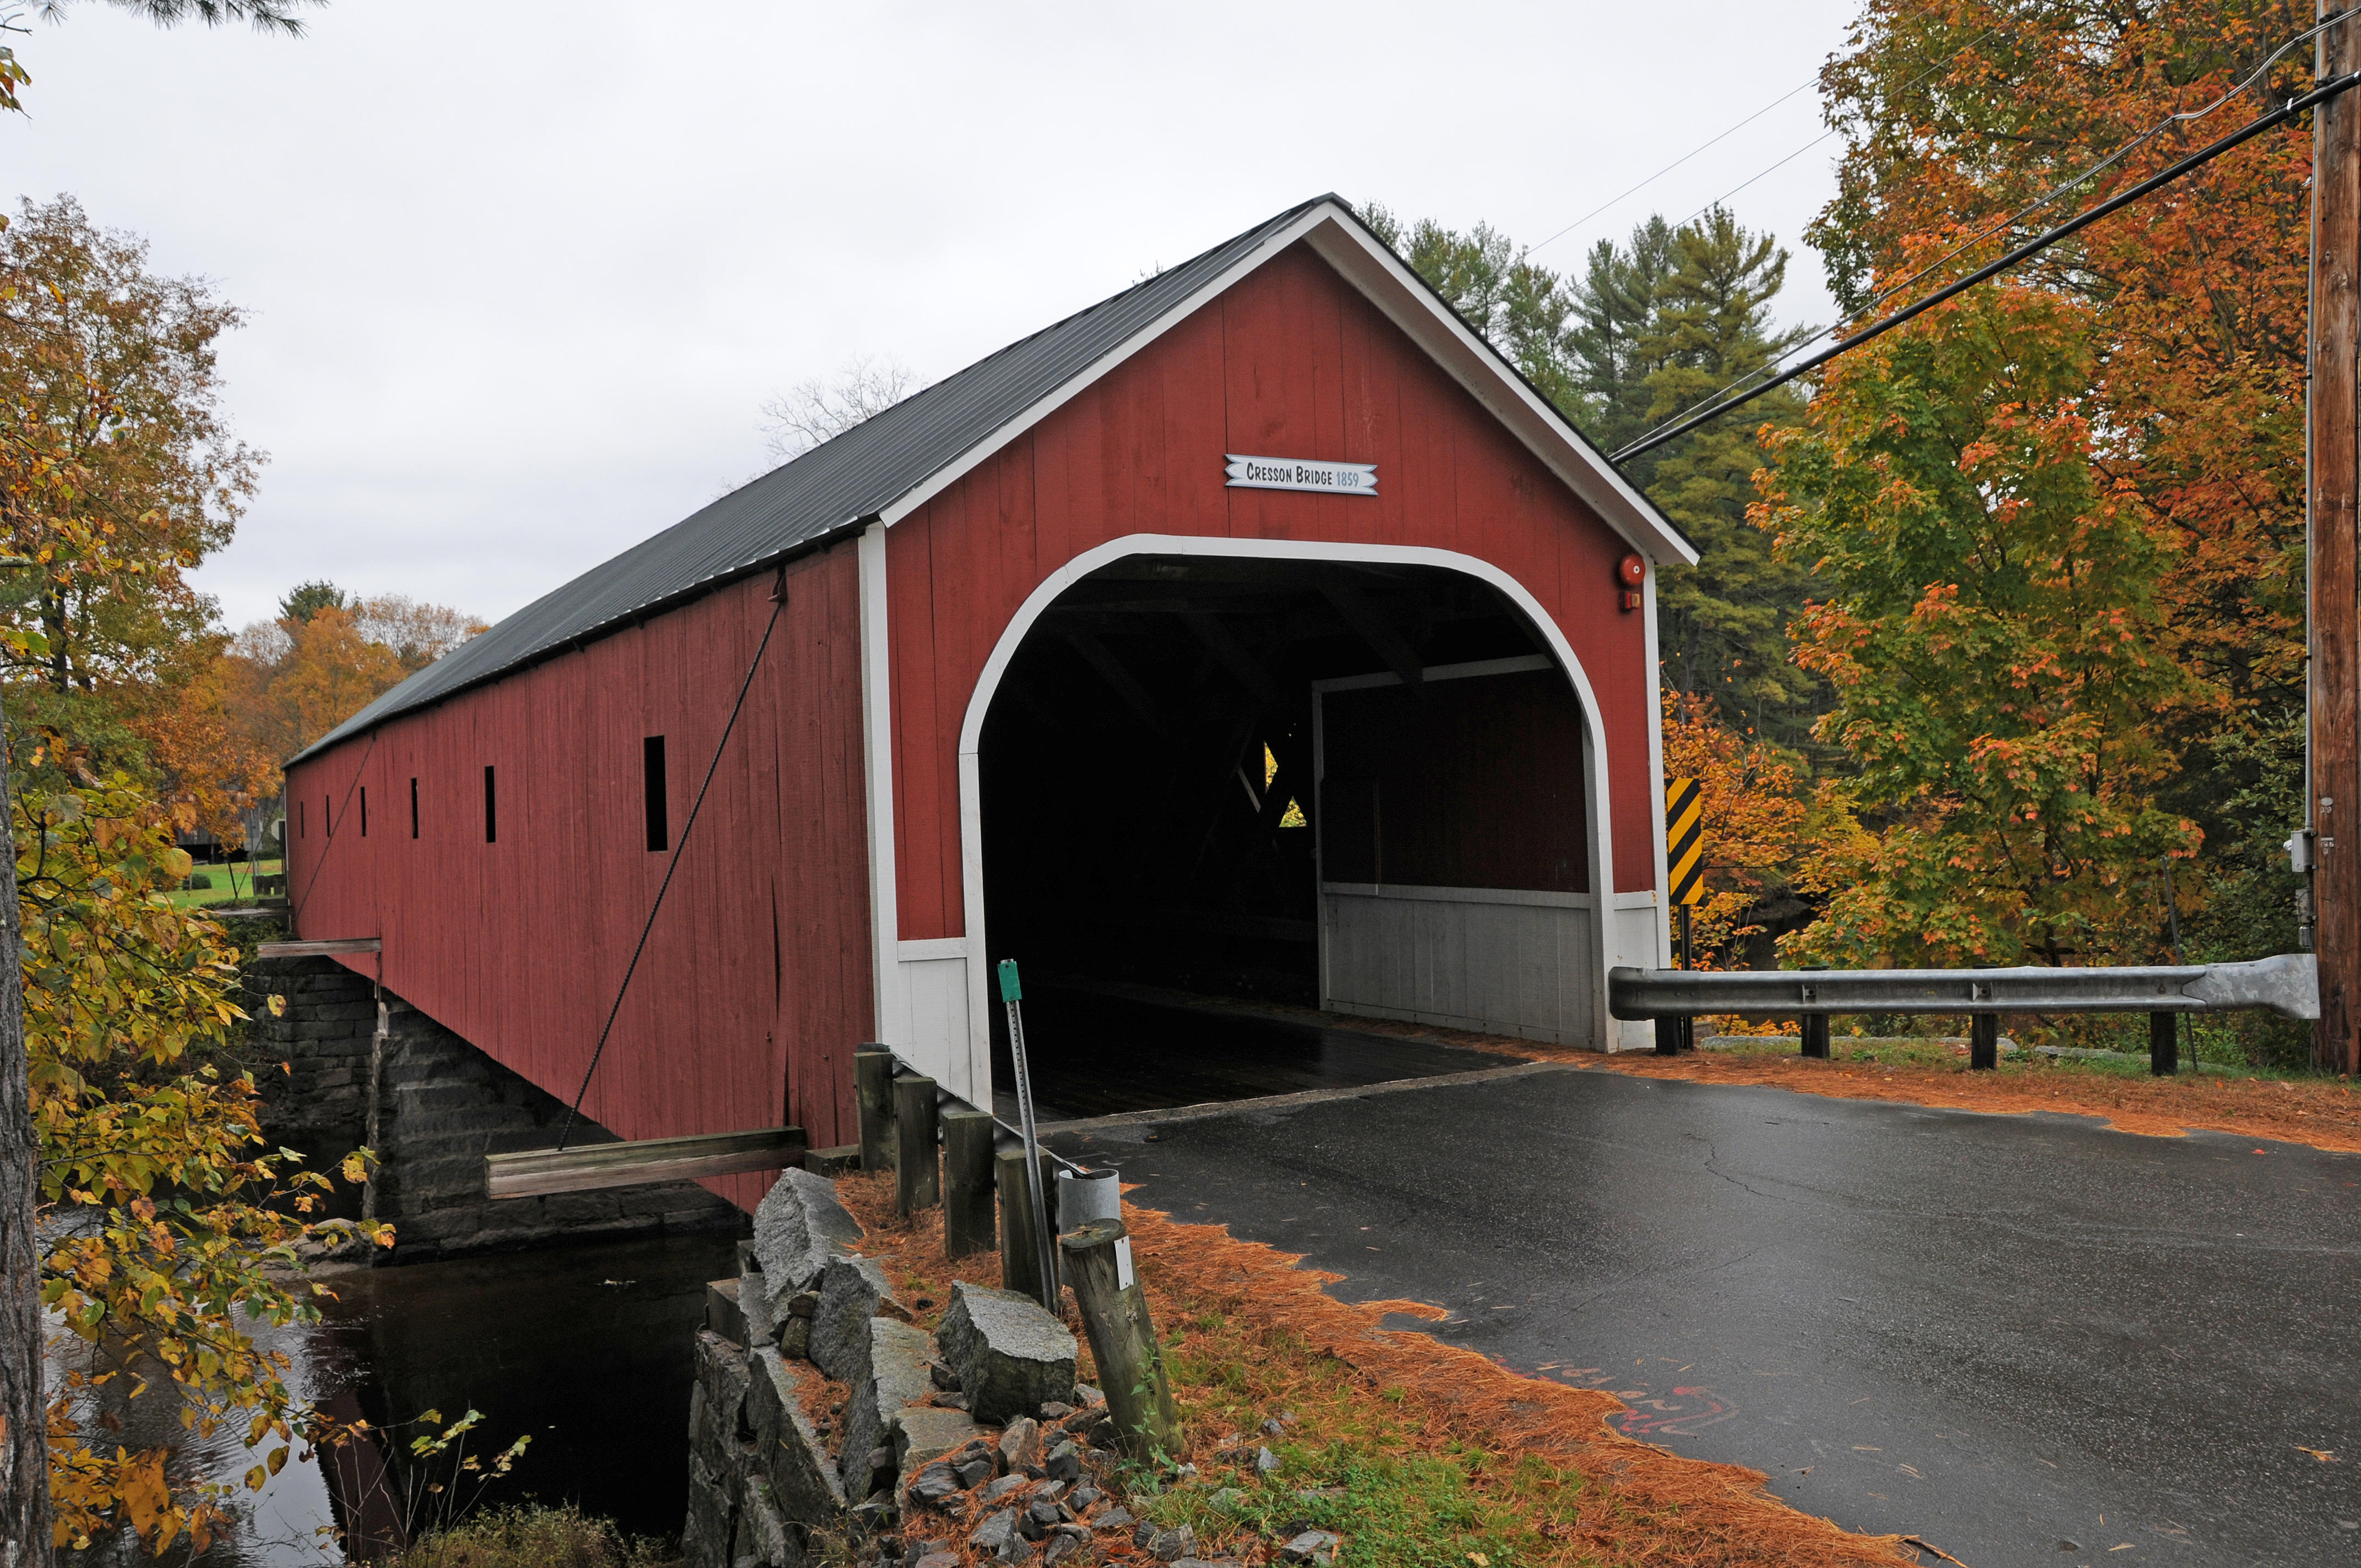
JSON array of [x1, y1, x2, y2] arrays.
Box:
[[246, 954, 742, 1262]]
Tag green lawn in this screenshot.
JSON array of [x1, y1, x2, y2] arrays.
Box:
[[166, 856, 284, 908]]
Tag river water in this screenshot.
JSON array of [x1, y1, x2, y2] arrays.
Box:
[[56, 1231, 738, 1566]]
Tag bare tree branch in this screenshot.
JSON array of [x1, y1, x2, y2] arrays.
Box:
[[757, 353, 922, 462]]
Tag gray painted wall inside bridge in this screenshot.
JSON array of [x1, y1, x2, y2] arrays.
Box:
[[1320, 882, 1597, 1044]]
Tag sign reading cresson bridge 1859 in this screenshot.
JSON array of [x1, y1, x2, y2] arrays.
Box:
[[1224, 454, 1379, 496]]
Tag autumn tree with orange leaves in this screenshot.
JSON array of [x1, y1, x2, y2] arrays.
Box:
[[1759, 284, 2201, 969], [1658, 689, 1816, 973], [1799, 0, 2315, 988]]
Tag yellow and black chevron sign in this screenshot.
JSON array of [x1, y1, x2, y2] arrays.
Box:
[[1666, 776, 1704, 907]]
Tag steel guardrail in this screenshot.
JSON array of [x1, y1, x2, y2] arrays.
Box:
[[1608, 952, 2319, 1022]]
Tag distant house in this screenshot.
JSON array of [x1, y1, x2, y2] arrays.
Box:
[[284, 196, 1694, 1195]]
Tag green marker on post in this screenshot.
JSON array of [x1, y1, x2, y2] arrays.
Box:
[[998, 959, 1057, 1311]]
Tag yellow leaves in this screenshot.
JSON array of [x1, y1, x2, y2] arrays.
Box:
[[29, 772, 388, 1548], [105, 1446, 175, 1547]]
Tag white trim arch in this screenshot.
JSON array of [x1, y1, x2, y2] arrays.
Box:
[[878, 532, 1655, 1092]]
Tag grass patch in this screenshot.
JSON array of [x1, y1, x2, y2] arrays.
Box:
[[1700, 1022, 2313, 1082], [385, 1504, 677, 1568], [1127, 1313, 1676, 1565], [166, 856, 283, 908]]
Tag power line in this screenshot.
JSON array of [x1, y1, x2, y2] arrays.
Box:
[[1615, 12, 2360, 461], [1614, 66, 2361, 462], [1535, 23, 2010, 260], [1527, 77, 1819, 257], [1672, 130, 1836, 231]]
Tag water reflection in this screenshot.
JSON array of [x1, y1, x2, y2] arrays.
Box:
[[55, 1231, 738, 1566]]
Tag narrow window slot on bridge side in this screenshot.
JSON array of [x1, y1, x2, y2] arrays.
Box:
[[644, 735, 668, 852], [484, 764, 497, 845], [410, 777, 418, 839], [360, 786, 368, 837]]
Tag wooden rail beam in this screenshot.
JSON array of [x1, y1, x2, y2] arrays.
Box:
[[256, 938, 383, 958], [485, 1125, 807, 1200]]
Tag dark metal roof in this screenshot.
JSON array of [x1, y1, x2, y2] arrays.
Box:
[[293, 194, 1337, 763]]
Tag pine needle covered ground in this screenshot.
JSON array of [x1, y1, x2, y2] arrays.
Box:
[[1534, 1037, 2361, 1156], [839, 1174, 1917, 1567]]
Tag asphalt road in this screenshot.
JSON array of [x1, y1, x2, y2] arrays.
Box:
[[1045, 1058, 2361, 1566], [997, 982, 1510, 1121]]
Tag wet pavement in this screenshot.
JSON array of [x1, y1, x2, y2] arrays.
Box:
[[1047, 1060, 2361, 1567], [995, 982, 1510, 1121]]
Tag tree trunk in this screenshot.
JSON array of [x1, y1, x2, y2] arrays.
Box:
[[39, 595, 64, 693], [0, 707, 50, 1566]]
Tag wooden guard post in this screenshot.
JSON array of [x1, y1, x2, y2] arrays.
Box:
[[855, 1047, 896, 1172], [997, 1147, 1056, 1301], [943, 1110, 997, 1257], [894, 1073, 940, 1216], [1060, 1217, 1180, 1458], [1970, 1013, 1999, 1071], [484, 1126, 807, 1200]]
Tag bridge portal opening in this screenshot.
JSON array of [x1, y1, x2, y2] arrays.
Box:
[[976, 554, 1601, 1114]]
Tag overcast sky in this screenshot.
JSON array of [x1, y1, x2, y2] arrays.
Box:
[[2, 0, 1859, 631]]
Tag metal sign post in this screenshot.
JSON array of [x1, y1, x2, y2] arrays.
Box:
[[997, 959, 1060, 1312]]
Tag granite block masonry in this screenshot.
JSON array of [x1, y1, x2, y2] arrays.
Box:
[[246, 954, 740, 1262], [747, 1347, 847, 1526], [838, 1317, 936, 1500], [753, 1169, 866, 1295], [809, 1253, 901, 1382], [935, 1281, 1079, 1424], [744, 1168, 863, 1348], [684, 1170, 1123, 1567]]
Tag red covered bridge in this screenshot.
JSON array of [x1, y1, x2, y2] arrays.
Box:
[[284, 195, 1696, 1204]]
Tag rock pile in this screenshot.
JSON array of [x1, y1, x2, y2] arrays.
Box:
[[690, 1172, 1135, 1567]]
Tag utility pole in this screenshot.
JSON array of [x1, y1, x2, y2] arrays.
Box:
[[2311, 2, 2361, 1076]]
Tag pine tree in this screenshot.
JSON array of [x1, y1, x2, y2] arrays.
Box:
[[1359, 204, 1588, 422], [1566, 216, 1678, 461], [1631, 210, 1819, 741], [1364, 199, 1823, 746]]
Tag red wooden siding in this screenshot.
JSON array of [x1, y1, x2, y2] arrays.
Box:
[[1320, 671, 1591, 894], [284, 545, 874, 1210], [888, 243, 1655, 941]]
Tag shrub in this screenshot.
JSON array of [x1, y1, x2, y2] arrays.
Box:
[[387, 1505, 677, 1568]]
